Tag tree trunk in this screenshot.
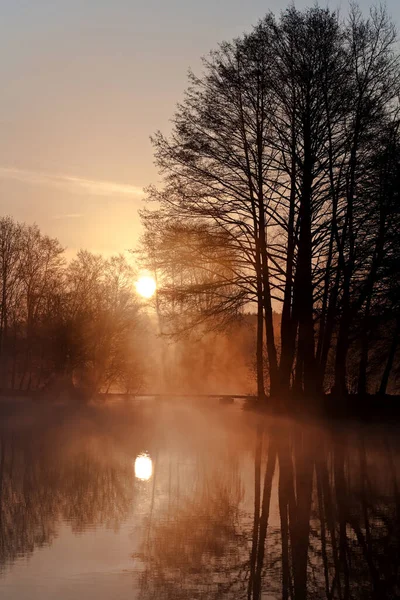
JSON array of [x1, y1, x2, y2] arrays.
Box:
[[256, 288, 266, 401], [259, 218, 279, 397], [293, 345, 304, 395], [334, 279, 351, 396], [317, 269, 340, 392], [358, 295, 372, 395], [379, 317, 400, 396], [294, 106, 315, 396], [280, 115, 297, 393], [299, 245, 316, 398]]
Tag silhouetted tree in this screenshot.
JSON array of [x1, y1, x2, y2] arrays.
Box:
[[144, 2, 400, 400]]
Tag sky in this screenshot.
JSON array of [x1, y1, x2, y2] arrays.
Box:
[[0, 0, 399, 258]]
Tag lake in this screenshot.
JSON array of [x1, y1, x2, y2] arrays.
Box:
[[0, 398, 399, 599]]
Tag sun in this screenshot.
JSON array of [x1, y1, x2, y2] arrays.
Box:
[[135, 275, 157, 299]]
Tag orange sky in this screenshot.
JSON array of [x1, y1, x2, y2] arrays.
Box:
[[1, 0, 398, 258]]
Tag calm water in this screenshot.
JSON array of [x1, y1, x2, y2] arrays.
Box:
[[0, 398, 399, 599]]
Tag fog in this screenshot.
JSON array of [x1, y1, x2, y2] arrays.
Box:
[[2, 2, 400, 597], [1, 400, 399, 599]]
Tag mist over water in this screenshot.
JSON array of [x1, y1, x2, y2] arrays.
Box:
[[0, 400, 399, 599], [2, 2, 400, 599]]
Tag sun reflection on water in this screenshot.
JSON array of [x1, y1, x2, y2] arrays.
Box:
[[134, 452, 153, 481]]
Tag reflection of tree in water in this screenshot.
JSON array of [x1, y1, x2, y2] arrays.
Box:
[[255, 423, 400, 600], [0, 429, 134, 573], [135, 454, 250, 599], [0, 436, 60, 572], [1, 409, 400, 599], [134, 421, 400, 600], [59, 443, 134, 532]]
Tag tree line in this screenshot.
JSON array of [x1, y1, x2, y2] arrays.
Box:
[[0, 215, 144, 395], [0, 215, 256, 397], [140, 3, 400, 400]]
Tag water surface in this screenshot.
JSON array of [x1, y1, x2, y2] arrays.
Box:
[[0, 398, 399, 599]]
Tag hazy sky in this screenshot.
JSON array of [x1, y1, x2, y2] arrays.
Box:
[[1, 0, 399, 257]]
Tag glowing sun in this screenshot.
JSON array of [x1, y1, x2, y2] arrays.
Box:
[[134, 453, 153, 481], [135, 275, 156, 299]]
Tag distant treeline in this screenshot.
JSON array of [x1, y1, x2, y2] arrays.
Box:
[[140, 4, 400, 398], [0, 216, 144, 395], [0, 216, 256, 397]]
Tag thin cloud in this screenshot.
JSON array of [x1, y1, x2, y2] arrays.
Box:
[[52, 213, 84, 220], [0, 166, 145, 198]]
